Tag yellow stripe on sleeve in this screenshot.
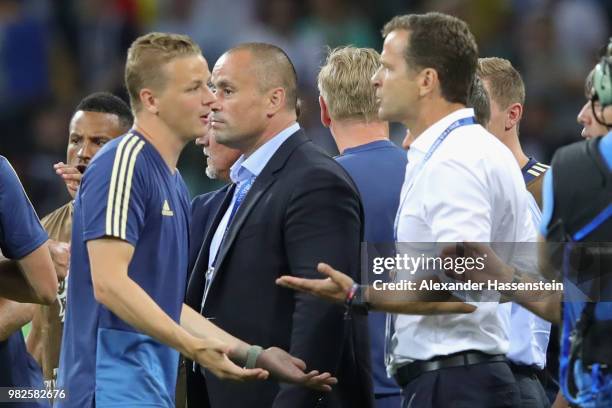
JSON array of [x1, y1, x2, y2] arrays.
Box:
[[105, 135, 133, 236], [119, 140, 145, 240], [112, 136, 140, 236]]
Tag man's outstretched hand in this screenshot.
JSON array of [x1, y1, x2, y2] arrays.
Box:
[[257, 347, 338, 392], [276, 263, 353, 304]]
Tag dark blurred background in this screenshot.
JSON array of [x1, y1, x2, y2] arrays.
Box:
[[1, 0, 610, 216]]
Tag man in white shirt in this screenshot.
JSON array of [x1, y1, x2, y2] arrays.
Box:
[[476, 57, 553, 408], [278, 12, 535, 407]]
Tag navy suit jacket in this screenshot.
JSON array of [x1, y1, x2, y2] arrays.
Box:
[[188, 185, 231, 281], [185, 130, 374, 408]]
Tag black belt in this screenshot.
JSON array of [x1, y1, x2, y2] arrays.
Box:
[[508, 362, 541, 378], [394, 351, 507, 387]]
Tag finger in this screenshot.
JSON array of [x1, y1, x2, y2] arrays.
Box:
[[317, 263, 351, 286], [60, 173, 83, 182], [301, 370, 319, 379], [56, 166, 82, 174], [275, 276, 321, 294], [306, 378, 333, 392], [289, 356, 306, 371], [308, 373, 337, 391], [308, 371, 330, 381]]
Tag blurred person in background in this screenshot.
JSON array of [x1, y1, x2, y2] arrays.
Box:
[[188, 125, 241, 276], [26, 92, 133, 389], [577, 68, 612, 140], [477, 57, 552, 408], [467, 76, 491, 127], [181, 123, 241, 408], [317, 45, 405, 408]]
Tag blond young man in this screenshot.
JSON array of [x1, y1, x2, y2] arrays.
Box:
[[55, 33, 333, 408], [477, 57, 553, 408], [317, 46, 404, 408]]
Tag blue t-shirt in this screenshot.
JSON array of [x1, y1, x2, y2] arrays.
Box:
[[0, 156, 48, 259], [336, 140, 407, 396], [56, 131, 191, 408], [0, 156, 49, 407]]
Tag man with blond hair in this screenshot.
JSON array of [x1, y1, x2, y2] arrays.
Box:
[[56, 33, 334, 408], [317, 46, 404, 408], [477, 57, 552, 408], [477, 57, 550, 208]]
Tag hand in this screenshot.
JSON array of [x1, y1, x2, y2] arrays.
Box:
[[48, 240, 69, 281], [54, 162, 84, 198], [276, 263, 354, 304], [192, 337, 269, 381], [256, 347, 338, 392]]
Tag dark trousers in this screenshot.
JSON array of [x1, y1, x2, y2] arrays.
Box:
[[510, 366, 549, 408], [400, 362, 520, 408], [376, 393, 402, 408]]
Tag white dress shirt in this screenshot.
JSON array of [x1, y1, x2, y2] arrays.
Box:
[[389, 108, 537, 373], [507, 193, 551, 369]]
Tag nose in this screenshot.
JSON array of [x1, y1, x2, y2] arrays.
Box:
[[77, 140, 93, 162], [371, 66, 382, 89], [202, 85, 216, 106], [210, 97, 221, 112], [577, 101, 591, 126]]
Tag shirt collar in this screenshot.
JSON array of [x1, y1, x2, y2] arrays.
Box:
[[230, 122, 300, 183], [410, 108, 475, 153]]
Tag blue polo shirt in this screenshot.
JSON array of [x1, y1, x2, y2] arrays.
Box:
[[56, 131, 191, 407], [335, 140, 407, 396], [0, 156, 49, 408]]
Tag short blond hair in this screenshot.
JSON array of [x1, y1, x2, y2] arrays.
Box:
[[477, 57, 525, 109], [125, 32, 202, 112], [317, 46, 380, 122]]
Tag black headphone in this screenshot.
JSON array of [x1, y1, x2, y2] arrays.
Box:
[[592, 37, 612, 126]]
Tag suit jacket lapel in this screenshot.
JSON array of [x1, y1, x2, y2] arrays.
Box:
[[186, 184, 235, 308], [202, 130, 310, 307]]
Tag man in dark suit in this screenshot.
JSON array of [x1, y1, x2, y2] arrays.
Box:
[[179, 125, 241, 408], [188, 126, 241, 276], [186, 42, 374, 408]]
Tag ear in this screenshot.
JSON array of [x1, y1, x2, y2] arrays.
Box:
[[266, 87, 286, 117], [418, 68, 438, 97], [139, 88, 159, 115], [505, 102, 523, 131], [319, 95, 331, 127]]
